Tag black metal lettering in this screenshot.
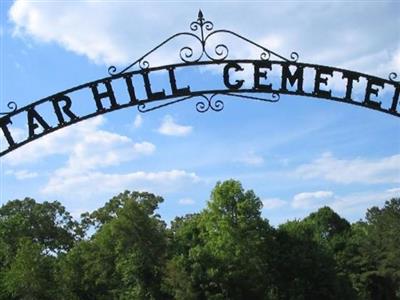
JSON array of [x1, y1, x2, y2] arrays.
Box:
[[389, 84, 399, 113], [168, 67, 191, 96], [142, 71, 166, 100], [90, 80, 118, 111], [52, 95, 78, 125], [314, 66, 333, 98], [124, 74, 139, 104], [342, 71, 360, 101], [254, 61, 272, 91], [224, 62, 244, 90], [0, 116, 15, 148], [281, 63, 304, 93], [364, 79, 384, 109], [27, 107, 51, 138]]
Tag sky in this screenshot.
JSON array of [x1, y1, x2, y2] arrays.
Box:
[[0, 0, 399, 226]]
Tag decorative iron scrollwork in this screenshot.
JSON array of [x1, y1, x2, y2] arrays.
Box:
[[108, 10, 300, 76], [107, 10, 294, 112], [0, 101, 18, 115], [0, 10, 399, 158], [136, 91, 281, 114], [196, 94, 224, 113], [194, 92, 280, 113], [389, 72, 398, 82]]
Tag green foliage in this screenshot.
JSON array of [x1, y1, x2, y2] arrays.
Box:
[[58, 191, 167, 300], [340, 199, 400, 299], [2, 239, 57, 300], [303, 206, 350, 243], [0, 198, 81, 300], [0, 198, 81, 255], [276, 217, 355, 300], [0, 185, 399, 300], [165, 180, 277, 299]]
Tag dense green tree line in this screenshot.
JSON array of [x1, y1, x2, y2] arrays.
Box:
[[0, 180, 399, 299]]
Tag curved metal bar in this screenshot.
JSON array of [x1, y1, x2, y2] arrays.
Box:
[[2, 59, 398, 120], [0, 101, 18, 115], [137, 91, 279, 114], [1, 11, 398, 159], [109, 10, 298, 76], [225, 92, 280, 103], [108, 32, 203, 75], [1, 84, 398, 158], [203, 29, 294, 62], [137, 95, 195, 112]]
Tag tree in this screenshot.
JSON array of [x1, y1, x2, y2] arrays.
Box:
[[2, 239, 57, 300], [303, 206, 350, 244], [272, 206, 361, 299], [274, 219, 346, 300], [165, 180, 277, 299], [1, 184, 398, 299], [0, 198, 81, 300], [341, 198, 400, 299], [0, 198, 81, 255], [59, 191, 168, 300], [164, 213, 204, 299]]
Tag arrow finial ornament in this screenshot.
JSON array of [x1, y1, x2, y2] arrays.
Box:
[[198, 10, 204, 21]]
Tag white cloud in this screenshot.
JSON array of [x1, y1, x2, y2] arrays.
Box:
[[290, 188, 399, 218], [237, 151, 264, 166], [8, 127, 25, 143], [386, 187, 400, 194], [64, 133, 154, 175], [392, 48, 400, 71], [179, 198, 195, 205], [133, 115, 143, 129], [5, 169, 38, 180], [3, 117, 103, 165], [132, 141, 154, 154], [262, 197, 286, 210], [2, 114, 202, 201], [292, 191, 334, 209], [8, 2, 399, 76], [9, 1, 128, 64], [158, 115, 192, 137], [42, 169, 200, 199], [0, 113, 201, 200], [330, 189, 400, 217], [295, 152, 400, 184], [3, 116, 155, 168]]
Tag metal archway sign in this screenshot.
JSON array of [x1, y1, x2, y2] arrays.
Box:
[[1, 11, 399, 157]]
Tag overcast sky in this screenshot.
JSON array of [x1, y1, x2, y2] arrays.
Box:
[[1, 0, 399, 225]]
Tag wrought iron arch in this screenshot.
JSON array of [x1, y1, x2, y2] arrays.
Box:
[[0, 10, 399, 157]]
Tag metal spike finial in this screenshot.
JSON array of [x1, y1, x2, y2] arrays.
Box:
[[198, 10, 204, 21]]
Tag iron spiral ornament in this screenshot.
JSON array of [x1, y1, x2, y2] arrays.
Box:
[[0, 101, 18, 115], [105, 10, 299, 112], [389, 72, 398, 82], [196, 94, 224, 113], [107, 10, 301, 75]]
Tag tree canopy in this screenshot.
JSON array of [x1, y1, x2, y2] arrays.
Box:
[[0, 181, 399, 299]]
